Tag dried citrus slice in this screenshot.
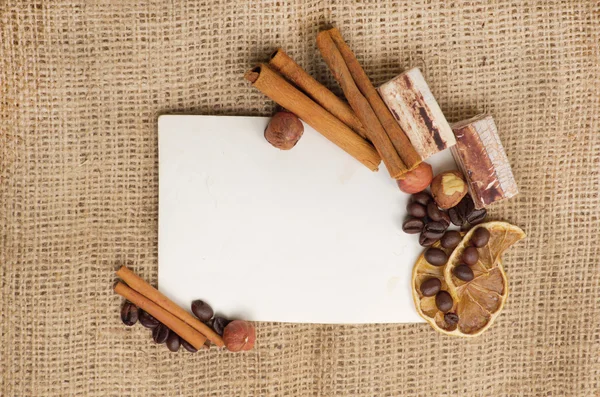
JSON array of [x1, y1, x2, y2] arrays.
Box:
[[411, 239, 468, 336], [412, 221, 525, 337]]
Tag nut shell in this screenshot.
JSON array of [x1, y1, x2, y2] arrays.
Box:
[[223, 320, 256, 352], [264, 111, 304, 150], [396, 162, 433, 194], [430, 170, 467, 209]]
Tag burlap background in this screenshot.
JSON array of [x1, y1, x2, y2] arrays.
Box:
[[1, 0, 599, 395]]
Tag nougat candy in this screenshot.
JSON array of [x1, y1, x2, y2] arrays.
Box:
[[451, 114, 518, 209], [378, 68, 455, 160]]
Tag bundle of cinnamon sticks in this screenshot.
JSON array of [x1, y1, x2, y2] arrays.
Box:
[[114, 266, 224, 350], [245, 27, 421, 178]]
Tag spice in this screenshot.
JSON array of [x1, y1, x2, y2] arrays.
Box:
[[245, 64, 381, 171], [316, 31, 407, 177], [269, 48, 367, 139], [115, 266, 224, 347], [325, 28, 421, 170]]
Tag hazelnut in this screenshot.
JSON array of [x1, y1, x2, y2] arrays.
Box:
[[396, 162, 433, 194], [222, 320, 256, 352], [430, 170, 468, 209], [264, 111, 304, 150]]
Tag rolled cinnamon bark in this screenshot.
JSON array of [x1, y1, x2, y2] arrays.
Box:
[[269, 48, 367, 139], [326, 28, 421, 171], [114, 282, 207, 350], [245, 63, 381, 171], [116, 266, 224, 347], [316, 31, 407, 178]]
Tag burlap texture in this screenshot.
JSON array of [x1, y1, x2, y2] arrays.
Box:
[[1, 1, 599, 395]]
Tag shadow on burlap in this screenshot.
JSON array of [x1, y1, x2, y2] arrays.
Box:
[[1, 1, 599, 396]]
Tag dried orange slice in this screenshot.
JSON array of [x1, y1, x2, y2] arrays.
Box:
[[412, 221, 525, 337]]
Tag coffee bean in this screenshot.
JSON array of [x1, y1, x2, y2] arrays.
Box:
[[120, 301, 139, 326], [463, 195, 475, 215], [419, 233, 438, 247], [423, 221, 446, 238], [438, 211, 451, 228], [191, 300, 214, 322], [462, 246, 479, 265], [467, 208, 487, 225], [427, 202, 444, 222], [450, 195, 476, 226], [441, 231, 462, 249], [424, 248, 448, 266], [402, 217, 424, 234], [471, 227, 491, 247], [152, 323, 170, 344], [435, 291, 453, 313], [407, 202, 427, 218], [166, 332, 181, 352], [212, 316, 231, 336], [448, 207, 464, 226], [139, 310, 160, 329], [181, 339, 198, 353], [444, 312, 459, 326], [411, 192, 432, 206], [420, 278, 442, 296], [453, 264, 474, 281]]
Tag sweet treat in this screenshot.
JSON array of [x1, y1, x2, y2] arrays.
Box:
[[378, 67, 456, 160], [451, 114, 519, 209]]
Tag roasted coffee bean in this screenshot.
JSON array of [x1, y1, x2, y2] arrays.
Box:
[[427, 202, 444, 222], [152, 323, 170, 344], [462, 246, 479, 265], [437, 212, 451, 230], [181, 339, 198, 353], [444, 312, 459, 326], [471, 227, 491, 248], [212, 316, 231, 336], [424, 248, 448, 266], [423, 221, 447, 239], [467, 208, 487, 225], [407, 202, 427, 218], [166, 332, 181, 352], [453, 264, 474, 281], [420, 278, 442, 296], [462, 195, 475, 215], [435, 291, 453, 313], [139, 310, 160, 329], [402, 217, 424, 234], [448, 207, 464, 226], [411, 192, 432, 206], [450, 195, 475, 226], [191, 300, 214, 322], [120, 301, 139, 326], [419, 233, 438, 247], [441, 231, 462, 249]]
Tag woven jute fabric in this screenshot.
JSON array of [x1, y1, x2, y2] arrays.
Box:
[[1, 1, 599, 395]]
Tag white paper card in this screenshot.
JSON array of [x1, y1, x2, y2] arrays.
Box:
[[158, 115, 456, 324]]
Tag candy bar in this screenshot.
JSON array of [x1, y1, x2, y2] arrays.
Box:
[[378, 68, 456, 160], [451, 114, 518, 209]]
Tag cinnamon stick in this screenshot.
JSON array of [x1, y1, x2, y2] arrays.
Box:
[[316, 31, 407, 178], [326, 28, 422, 170], [114, 282, 207, 350], [116, 266, 224, 347], [244, 63, 381, 171], [269, 48, 368, 139]]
